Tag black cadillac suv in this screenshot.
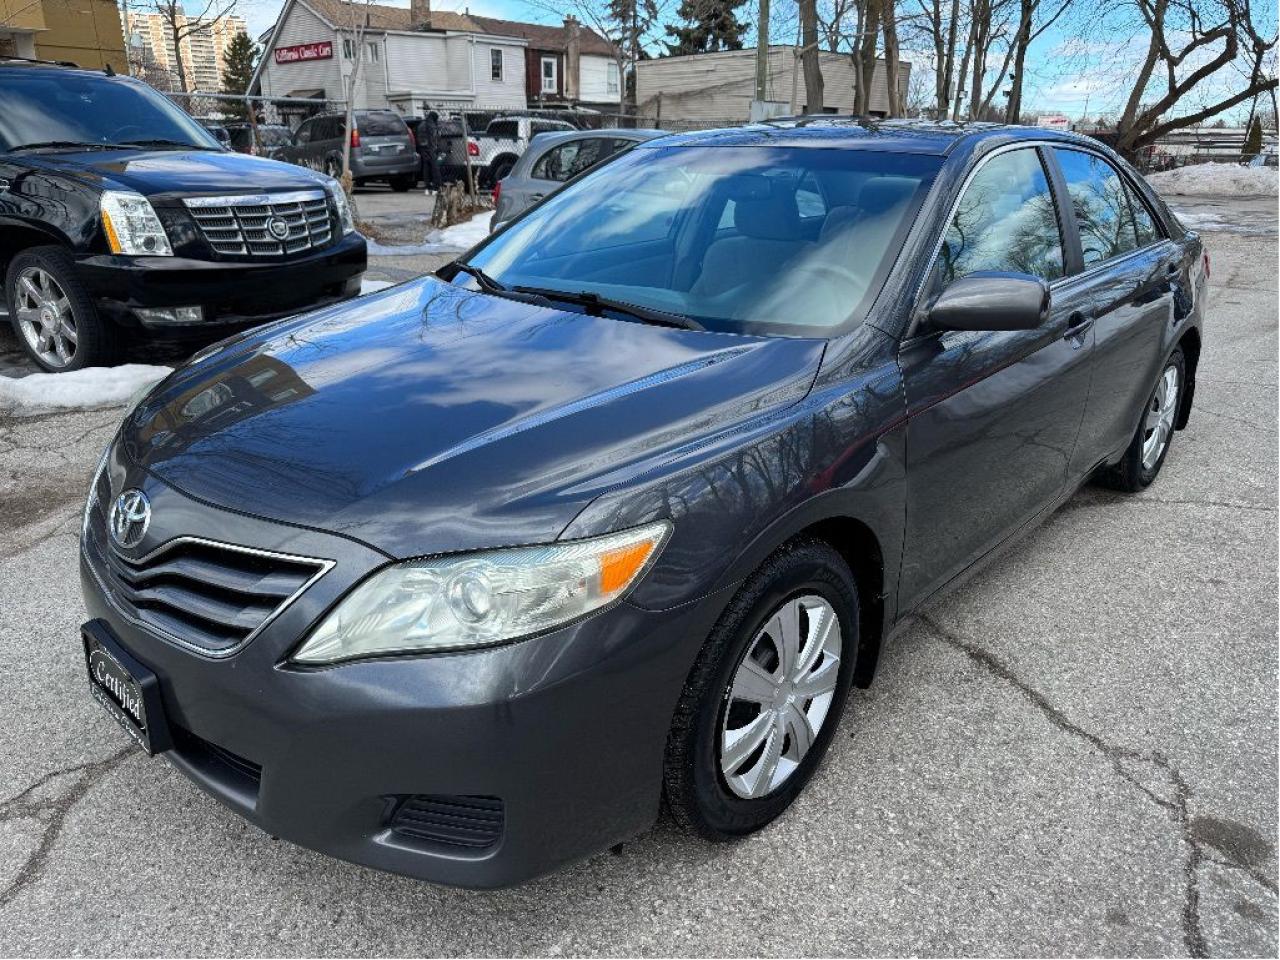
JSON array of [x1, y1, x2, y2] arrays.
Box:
[[0, 60, 367, 371]]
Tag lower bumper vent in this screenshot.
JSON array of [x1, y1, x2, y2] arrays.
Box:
[[388, 795, 504, 849]]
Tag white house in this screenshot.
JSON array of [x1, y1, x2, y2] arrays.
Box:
[[252, 0, 527, 112], [251, 0, 620, 116]]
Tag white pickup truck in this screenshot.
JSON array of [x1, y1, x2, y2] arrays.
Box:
[[442, 115, 578, 186]]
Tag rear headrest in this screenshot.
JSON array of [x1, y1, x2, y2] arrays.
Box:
[[857, 177, 918, 218], [734, 182, 801, 240]]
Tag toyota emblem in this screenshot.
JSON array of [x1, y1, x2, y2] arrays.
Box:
[[109, 489, 151, 549], [267, 217, 290, 240]]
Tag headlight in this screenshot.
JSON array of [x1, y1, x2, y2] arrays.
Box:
[[291, 520, 672, 664], [82, 441, 111, 542], [100, 190, 173, 256], [325, 178, 355, 235]]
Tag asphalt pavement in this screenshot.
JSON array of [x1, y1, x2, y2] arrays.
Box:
[[0, 201, 1275, 956]]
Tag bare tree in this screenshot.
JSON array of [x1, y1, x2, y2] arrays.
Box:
[[338, 0, 374, 183], [1112, 0, 1278, 156], [799, 0, 825, 110], [147, 0, 239, 92]]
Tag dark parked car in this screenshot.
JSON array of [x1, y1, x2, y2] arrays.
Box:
[[282, 109, 418, 190], [490, 127, 666, 231], [225, 121, 292, 159], [0, 61, 366, 371], [80, 120, 1205, 888], [196, 119, 231, 147]]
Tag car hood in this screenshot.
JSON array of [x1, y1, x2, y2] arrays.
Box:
[[122, 278, 825, 558], [28, 148, 328, 197]]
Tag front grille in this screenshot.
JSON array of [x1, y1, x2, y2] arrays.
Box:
[[83, 472, 331, 656], [388, 795, 504, 850], [184, 190, 334, 258]]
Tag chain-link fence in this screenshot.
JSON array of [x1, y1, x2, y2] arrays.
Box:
[[164, 92, 347, 156]]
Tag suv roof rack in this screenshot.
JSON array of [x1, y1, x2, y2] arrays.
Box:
[[0, 55, 82, 68]]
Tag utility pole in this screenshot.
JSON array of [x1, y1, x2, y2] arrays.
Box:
[[755, 0, 770, 103]]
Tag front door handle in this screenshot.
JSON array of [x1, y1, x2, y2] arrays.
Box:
[[1064, 310, 1095, 342]]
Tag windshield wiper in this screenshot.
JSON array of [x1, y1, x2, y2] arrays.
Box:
[[447, 261, 507, 292], [9, 140, 129, 152], [512, 286, 704, 331], [117, 138, 217, 150]]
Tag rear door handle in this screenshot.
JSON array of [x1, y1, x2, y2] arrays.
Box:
[[1064, 310, 1095, 341]]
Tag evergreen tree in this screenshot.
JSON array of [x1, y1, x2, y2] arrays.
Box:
[[664, 0, 748, 56], [1243, 116, 1263, 160], [222, 32, 259, 113]]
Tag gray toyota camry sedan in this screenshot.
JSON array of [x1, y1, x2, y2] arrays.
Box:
[[80, 119, 1206, 888]]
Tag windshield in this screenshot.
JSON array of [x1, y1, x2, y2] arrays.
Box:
[[0, 73, 221, 152], [466, 144, 941, 336]]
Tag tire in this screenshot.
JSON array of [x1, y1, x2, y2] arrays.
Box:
[[5, 246, 114, 372], [491, 158, 515, 184], [324, 157, 341, 179], [1097, 346, 1186, 492], [663, 539, 859, 840], [389, 174, 415, 192]]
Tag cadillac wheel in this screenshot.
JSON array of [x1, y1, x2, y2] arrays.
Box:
[[5, 247, 110, 372], [664, 541, 859, 839]]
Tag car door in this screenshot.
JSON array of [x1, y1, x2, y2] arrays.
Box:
[[1049, 146, 1180, 473], [897, 145, 1096, 610]]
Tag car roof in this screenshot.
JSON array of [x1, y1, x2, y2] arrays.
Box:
[[652, 117, 1099, 155], [529, 128, 667, 149]]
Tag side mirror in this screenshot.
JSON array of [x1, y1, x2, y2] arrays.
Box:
[[928, 271, 1050, 332]]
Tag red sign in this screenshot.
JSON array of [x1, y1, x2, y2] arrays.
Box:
[[274, 41, 333, 64]]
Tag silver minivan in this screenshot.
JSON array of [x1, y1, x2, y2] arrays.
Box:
[[286, 110, 419, 191], [490, 128, 666, 230]]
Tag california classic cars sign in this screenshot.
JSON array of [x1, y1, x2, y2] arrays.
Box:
[[274, 41, 333, 64]]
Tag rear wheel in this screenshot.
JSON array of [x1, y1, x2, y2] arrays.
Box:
[[663, 540, 859, 839], [389, 174, 415, 192], [5, 246, 114, 372], [490, 158, 515, 184], [1097, 346, 1185, 491]]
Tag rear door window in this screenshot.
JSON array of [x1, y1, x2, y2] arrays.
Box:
[[1052, 147, 1142, 266], [937, 148, 1065, 284], [487, 120, 518, 139], [1124, 179, 1163, 247]]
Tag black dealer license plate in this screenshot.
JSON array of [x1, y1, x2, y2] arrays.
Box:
[[82, 622, 170, 755]]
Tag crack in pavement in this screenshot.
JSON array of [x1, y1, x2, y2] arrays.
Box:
[[0, 746, 135, 911], [918, 615, 1278, 958]]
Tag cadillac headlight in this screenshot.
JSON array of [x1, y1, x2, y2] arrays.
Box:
[[292, 521, 672, 664], [325, 178, 356, 234], [100, 190, 173, 256]]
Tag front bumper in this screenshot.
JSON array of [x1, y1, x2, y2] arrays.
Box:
[[74, 232, 367, 331], [79, 464, 729, 888]]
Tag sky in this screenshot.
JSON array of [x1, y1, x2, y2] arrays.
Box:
[[238, 0, 1274, 123]]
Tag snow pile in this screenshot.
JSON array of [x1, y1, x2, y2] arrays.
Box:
[[0, 364, 171, 417], [1146, 162, 1278, 198], [362, 211, 492, 256]]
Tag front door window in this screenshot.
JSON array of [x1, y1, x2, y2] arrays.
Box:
[[541, 57, 558, 95]]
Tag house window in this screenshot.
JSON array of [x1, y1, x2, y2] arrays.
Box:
[[367, 41, 378, 61], [606, 61, 619, 95], [541, 56, 557, 94], [490, 48, 503, 81], [342, 37, 353, 59]]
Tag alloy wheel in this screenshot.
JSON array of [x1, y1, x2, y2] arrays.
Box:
[[14, 266, 77, 369], [720, 594, 842, 799], [1142, 365, 1180, 470]]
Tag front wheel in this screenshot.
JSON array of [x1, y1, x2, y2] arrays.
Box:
[[1097, 346, 1186, 491], [663, 540, 859, 839], [5, 246, 114, 372]]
